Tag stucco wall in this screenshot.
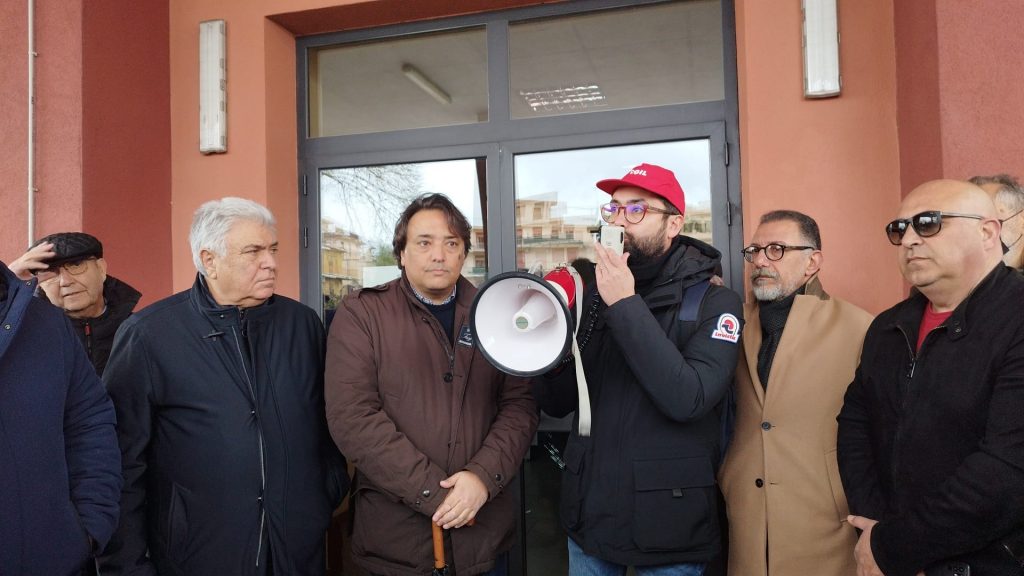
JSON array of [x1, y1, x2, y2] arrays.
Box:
[[736, 0, 903, 313]]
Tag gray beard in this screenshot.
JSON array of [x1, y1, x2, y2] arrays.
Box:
[[753, 283, 787, 302]]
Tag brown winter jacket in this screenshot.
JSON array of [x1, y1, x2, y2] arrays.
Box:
[[325, 274, 538, 576]]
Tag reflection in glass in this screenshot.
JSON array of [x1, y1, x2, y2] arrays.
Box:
[[510, 0, 724, 118], [320, 159, 486, 315], [309, 28, 488, 137], [513, 140, 712, 277]]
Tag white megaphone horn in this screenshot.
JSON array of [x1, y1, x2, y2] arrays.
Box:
[[470, 265, 593, 436]]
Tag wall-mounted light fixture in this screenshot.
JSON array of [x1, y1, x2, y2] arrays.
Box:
[[802, 0, 841, 98], [401, 63, 451, 105], [199, 19, 227, 154]]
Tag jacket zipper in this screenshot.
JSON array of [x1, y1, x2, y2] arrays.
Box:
[[230, 323, 267, 568], [421, 314, 458, 467], [84, 321, 93, 362], [892, 323, 944, 488]]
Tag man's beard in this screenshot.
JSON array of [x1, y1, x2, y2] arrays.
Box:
[[625, 220, 670, 266], [751, 268, 793, 302]]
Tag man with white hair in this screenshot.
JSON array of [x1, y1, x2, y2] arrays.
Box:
[[100, 197, 348, 575], [969, 173, 1024, 271]]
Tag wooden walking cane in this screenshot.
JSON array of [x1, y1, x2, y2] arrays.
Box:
[[431, 518, 474, 575], [431, 522, 449, 576]]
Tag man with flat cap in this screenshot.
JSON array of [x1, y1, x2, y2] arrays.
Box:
[[839, 180, 1024, 575], [9, 232, 141, 374], [534, 163, 743, 575]]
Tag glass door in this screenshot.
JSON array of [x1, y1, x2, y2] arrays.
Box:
[[319, 158, 489, 322], [514, 139, 714, 575]]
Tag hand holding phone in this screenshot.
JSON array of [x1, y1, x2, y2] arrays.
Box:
[[600, 225, 624, 256]]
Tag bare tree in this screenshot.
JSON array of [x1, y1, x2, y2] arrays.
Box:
[[321, 164, 423, 241]]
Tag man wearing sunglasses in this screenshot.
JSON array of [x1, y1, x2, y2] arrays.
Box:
[[719, 210, 872, 576], [534, 163, 743, 576], [969, 173, 1024, 271], [7, 232, 141, 375], [839, 180, 1024, 575]]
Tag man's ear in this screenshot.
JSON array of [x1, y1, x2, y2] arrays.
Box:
[[981, 218, 1002, 250], [805, 250, 823, 278], [201, 249, 218, 279], [96, 257, 109, 280], [666, 214, 685, 238]]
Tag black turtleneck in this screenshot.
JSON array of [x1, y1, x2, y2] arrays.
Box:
[[756, 283, 806, 388]]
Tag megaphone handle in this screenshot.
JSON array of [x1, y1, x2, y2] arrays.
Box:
[[566, 266, 592, 437], [572, 338, 592, 436]]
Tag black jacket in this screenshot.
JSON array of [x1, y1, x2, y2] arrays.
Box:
[[838, 264, 1024, 576], [534, 237, 743, 566], [100, 276, 348, 576], [65, 275, 141, 375]]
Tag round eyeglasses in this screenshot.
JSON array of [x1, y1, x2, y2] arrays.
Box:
[[740, 243, 815, 263], [599, 201, 675, 224]]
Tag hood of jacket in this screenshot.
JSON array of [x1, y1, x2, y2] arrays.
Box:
[[659, 235, 724, 288]]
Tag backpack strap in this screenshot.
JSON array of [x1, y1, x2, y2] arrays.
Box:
[[676, 279, 735, 462], [678, 279, 712, 323]]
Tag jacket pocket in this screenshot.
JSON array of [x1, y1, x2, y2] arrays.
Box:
[[825, 448, 850, 521], [632, 456, 715, 552], [559, 440, 587, 531], [166, 482, 192, 560]]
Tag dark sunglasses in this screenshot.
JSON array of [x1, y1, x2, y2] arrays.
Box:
[[885, 211, 983, 245], [599, 201, 675, 224]]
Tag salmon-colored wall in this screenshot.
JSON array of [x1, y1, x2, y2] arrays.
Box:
[[934, 1, 1024, 180], [895, 1, 1024, 188], [167, 0, 558, 295], [1, 0, 85, 257], [0, 0, 170, 307], [82, 0, 171, 307], [735, 0, 903, 314], [168, 0, 342, 296]]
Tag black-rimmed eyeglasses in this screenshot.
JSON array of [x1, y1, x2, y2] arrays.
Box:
[[740, 244, 815, 263], [885, 211, 983, 245], [599, 202, 675, 224]]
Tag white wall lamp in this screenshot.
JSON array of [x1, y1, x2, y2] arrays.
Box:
[[401, 63, 451, 106], [199, 19, 227, 154], [802, 0, 841, 98]]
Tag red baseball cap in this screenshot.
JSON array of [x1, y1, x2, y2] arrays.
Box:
[[596, 163, 686, 215]]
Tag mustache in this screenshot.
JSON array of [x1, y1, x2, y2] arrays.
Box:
[[750, 269, 778, 281]]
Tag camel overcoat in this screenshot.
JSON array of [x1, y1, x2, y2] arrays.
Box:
[[719, 277, 871, 576]]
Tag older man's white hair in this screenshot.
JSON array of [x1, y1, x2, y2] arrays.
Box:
[[189, 197, 276, 275]]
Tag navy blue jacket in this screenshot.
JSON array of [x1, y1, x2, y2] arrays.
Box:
[[100, 275, 348, 576], [0, 262, 122, 575]]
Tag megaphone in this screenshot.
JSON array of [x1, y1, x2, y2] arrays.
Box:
[[470, 265, 593, 436], [470, 267, 579, 376]]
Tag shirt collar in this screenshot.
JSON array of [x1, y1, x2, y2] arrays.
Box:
[[410, 283, 457, 306]]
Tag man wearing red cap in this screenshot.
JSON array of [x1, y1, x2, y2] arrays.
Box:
[[535, 163, 743, 575]]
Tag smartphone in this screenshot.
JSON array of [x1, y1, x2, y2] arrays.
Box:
[[600, 225, 624, 256]]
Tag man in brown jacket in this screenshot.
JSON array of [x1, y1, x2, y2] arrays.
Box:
[[325, 193, 538, 576], [719, 210, 872, 576]]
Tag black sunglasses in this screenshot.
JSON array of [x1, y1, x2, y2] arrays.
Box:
[[885, 211, 983, 245]]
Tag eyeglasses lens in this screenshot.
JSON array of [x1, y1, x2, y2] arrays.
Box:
[[600, 203, 649, 224], [886, 212, 944, 245]]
